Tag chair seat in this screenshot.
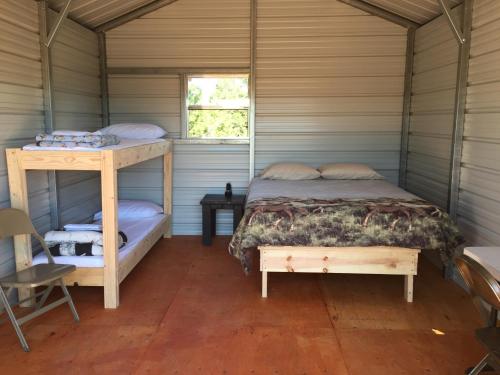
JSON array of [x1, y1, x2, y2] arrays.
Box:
[[476, 327, 500, 357], [0, 264, 76, 288]]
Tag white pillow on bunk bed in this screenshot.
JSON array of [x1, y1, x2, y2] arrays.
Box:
[[93, 200, 163, 221], [319, 163, 383, 180], [101, 123, 167, 139]]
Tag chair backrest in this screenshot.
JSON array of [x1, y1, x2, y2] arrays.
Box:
[[0, 208, 55, 263], [455, 255, 500, 311], [0, 208, 37, 239]]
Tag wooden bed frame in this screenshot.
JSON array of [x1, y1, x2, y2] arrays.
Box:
[[259, 246, 420, 302], [6, 140, 173, 309]]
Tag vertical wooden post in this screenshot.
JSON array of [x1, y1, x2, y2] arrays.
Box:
[[6, 150, 34, 305], [101, 151, 119, 309], [163, 150, 173, 238], [404, 275, 414, 303], [262, 271, 268, 298]]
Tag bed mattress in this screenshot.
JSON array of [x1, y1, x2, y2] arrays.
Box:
[[33, 215, 166, 268], [22, 138, 165, 152], [246, 177, 417, 203]]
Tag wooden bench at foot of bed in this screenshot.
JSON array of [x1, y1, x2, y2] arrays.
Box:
[[258, 246, 420, 302]]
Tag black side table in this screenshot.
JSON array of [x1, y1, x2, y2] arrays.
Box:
[[200, 194, 245, 246]]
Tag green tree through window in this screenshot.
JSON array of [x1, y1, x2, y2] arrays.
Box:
[[187, 76, 249, 138]]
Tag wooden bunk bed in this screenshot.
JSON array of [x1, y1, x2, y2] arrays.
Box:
[[6, 139, 173, 309]]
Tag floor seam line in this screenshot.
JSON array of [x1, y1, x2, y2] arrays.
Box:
[[317, 275, 352, 375], [130, 250, 200, 374]]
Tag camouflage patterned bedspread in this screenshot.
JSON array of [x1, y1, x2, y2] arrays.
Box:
[[228, 197, 464, 273]]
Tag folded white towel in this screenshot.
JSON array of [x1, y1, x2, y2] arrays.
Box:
[[44, 230, 127, 255], [64, 223, 103, 232], [51, 130, 103, 136], [45, 230, 108, 246]]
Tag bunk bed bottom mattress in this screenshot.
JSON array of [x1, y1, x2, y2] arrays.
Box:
[[33, 215, 166, 268]]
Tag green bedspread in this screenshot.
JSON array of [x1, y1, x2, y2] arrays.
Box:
[[229, 197, 464, 273]]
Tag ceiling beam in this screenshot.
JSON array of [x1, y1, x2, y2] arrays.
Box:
[[95, 0, 179, 32], [337, 0, 420, 29]]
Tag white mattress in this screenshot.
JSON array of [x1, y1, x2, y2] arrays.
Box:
[[247, 177, 417, 203], [22, 138, 165, 151], [33, 215, 166, 268]]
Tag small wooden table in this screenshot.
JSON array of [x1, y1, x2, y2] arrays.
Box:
[[200, 194, 245, 246]]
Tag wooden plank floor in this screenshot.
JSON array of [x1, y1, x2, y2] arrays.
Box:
[[0, 236, 486, 374]]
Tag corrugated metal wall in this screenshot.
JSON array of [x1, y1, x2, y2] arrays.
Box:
[[106, 0, 407, 234], [405, 6, 461, 207], [49, 10, 102, 226], [106, 0, 250, 235], [0, 0, 51, 277], [457, 0, 500, 245], [255, 0, 407, 183]]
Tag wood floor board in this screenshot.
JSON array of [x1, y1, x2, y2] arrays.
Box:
[[0, 236, 488, 374]]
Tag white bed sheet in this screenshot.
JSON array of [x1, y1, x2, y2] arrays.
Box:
[[22, 138, 165, 151], [247, 177, 417, 203], [33, 215, 166, 268]]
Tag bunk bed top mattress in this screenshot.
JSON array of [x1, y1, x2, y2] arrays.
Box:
[[33, 215, 166, 268], [229, 178, 464, 273], [22, 138, 166, 151]]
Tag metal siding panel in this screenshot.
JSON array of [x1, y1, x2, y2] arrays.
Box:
[[106, 0, 251, 234], [406, 9, 460, 208], [107, 0, 250, 68], [50, 11, 103, 227], [257, 56, 405, 78], [257, 0, 365, 17], [106, 0, 410, 234], [254, 0, 405, 191], [0, 0, 51, 282], [457, 0, 500, 244]]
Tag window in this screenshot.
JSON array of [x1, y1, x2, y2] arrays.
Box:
[[186, 75, 249, 139]]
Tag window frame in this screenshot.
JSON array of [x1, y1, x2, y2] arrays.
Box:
[[181, 73, 250, 142]]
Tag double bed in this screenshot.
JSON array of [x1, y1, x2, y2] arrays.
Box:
[[229, 177, 463, 302]]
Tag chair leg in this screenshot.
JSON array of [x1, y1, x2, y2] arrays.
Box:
[[0, 287, 12, 316], [0, 287, 30, 352], [35, 283, 54, 311], [58, 280, 79, 323], [468, 354, 490, 375]]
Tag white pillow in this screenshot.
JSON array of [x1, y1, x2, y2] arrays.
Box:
[[319, 163, 383, 180], [93, 200, 163, 221], [101, 123, 167, 139], [260, 163, 320, 180]]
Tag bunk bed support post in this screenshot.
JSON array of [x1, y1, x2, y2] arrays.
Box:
[[5, 150, 34, 306], [101, 150, 119, 308], [163, 151, 173, 238]]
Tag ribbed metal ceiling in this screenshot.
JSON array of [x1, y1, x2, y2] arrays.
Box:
[[48, 0, 158, 29], [48, 0, 462, 30], [364, 0, 462, 24]]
